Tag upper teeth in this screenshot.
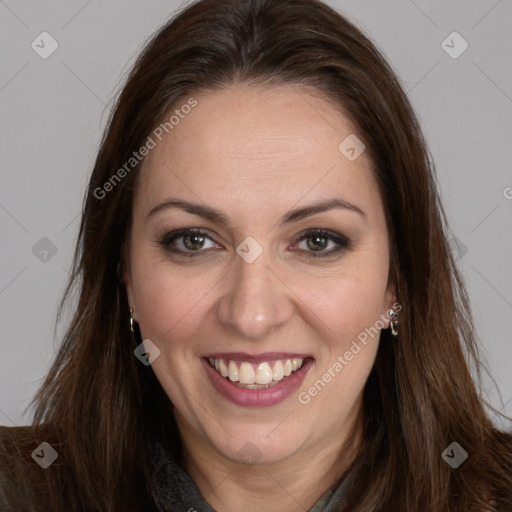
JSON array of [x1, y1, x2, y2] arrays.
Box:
[[208, 358, 304, 385]]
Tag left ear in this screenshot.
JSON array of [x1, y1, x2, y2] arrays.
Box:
[[383, 266, 398, 325]]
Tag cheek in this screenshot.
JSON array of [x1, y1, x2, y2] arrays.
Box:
[[297, 257, 390, 342], [296, 262, 386, 413], [130, 234, 390, 347], [130, 251, 220, 342]]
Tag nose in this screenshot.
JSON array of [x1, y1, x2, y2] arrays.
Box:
[[216, 251, 294, 340]]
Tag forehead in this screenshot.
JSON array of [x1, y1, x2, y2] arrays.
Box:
[[136, 83, 381, 221]]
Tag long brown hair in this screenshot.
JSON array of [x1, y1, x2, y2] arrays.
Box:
[[2, 0, 511, 510]]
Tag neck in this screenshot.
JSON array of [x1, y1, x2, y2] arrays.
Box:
[[177, 410, 363, 512]]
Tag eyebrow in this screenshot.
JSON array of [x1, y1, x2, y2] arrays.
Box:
[[147, 197, 365, 226]]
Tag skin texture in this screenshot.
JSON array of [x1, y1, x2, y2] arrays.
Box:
[[124, 83, 396, 511]]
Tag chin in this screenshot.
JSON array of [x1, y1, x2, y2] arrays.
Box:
[[212, 429, 305, 466]]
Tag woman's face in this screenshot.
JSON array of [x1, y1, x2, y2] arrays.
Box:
[[125, 83, 396, 465]]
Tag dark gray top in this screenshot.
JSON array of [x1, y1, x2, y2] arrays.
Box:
[[148, 442, 351, 512]]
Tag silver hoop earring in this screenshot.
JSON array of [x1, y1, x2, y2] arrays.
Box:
[[388, 309, 399, 337], [129, 307, 135, 333]]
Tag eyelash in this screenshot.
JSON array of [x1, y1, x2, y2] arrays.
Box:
[[158, 228, 351, 259]]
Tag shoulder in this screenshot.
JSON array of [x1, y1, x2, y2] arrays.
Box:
[[1, 426, 160, 512], [0, 425, 66, 511]]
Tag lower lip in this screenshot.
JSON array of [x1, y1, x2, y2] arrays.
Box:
[[202, 357, 314, 407]]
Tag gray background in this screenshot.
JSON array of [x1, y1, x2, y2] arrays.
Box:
[[0, 0, 511, 429]]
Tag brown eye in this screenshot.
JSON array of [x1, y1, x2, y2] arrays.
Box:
[[182, 233, 206, 251], [159, 228, 219, 257], [306, 234, 329, 252], [295, 229, 351, 258]]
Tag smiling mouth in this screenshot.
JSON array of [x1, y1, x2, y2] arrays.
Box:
[[206, 357, 310, 389]]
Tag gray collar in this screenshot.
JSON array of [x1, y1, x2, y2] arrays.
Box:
[[148, 441, 351, 512]]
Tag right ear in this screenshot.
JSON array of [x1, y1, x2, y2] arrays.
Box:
[[121, 260, 137, 321]]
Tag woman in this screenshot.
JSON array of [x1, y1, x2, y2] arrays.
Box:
[[1, 0, 511, 510]]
